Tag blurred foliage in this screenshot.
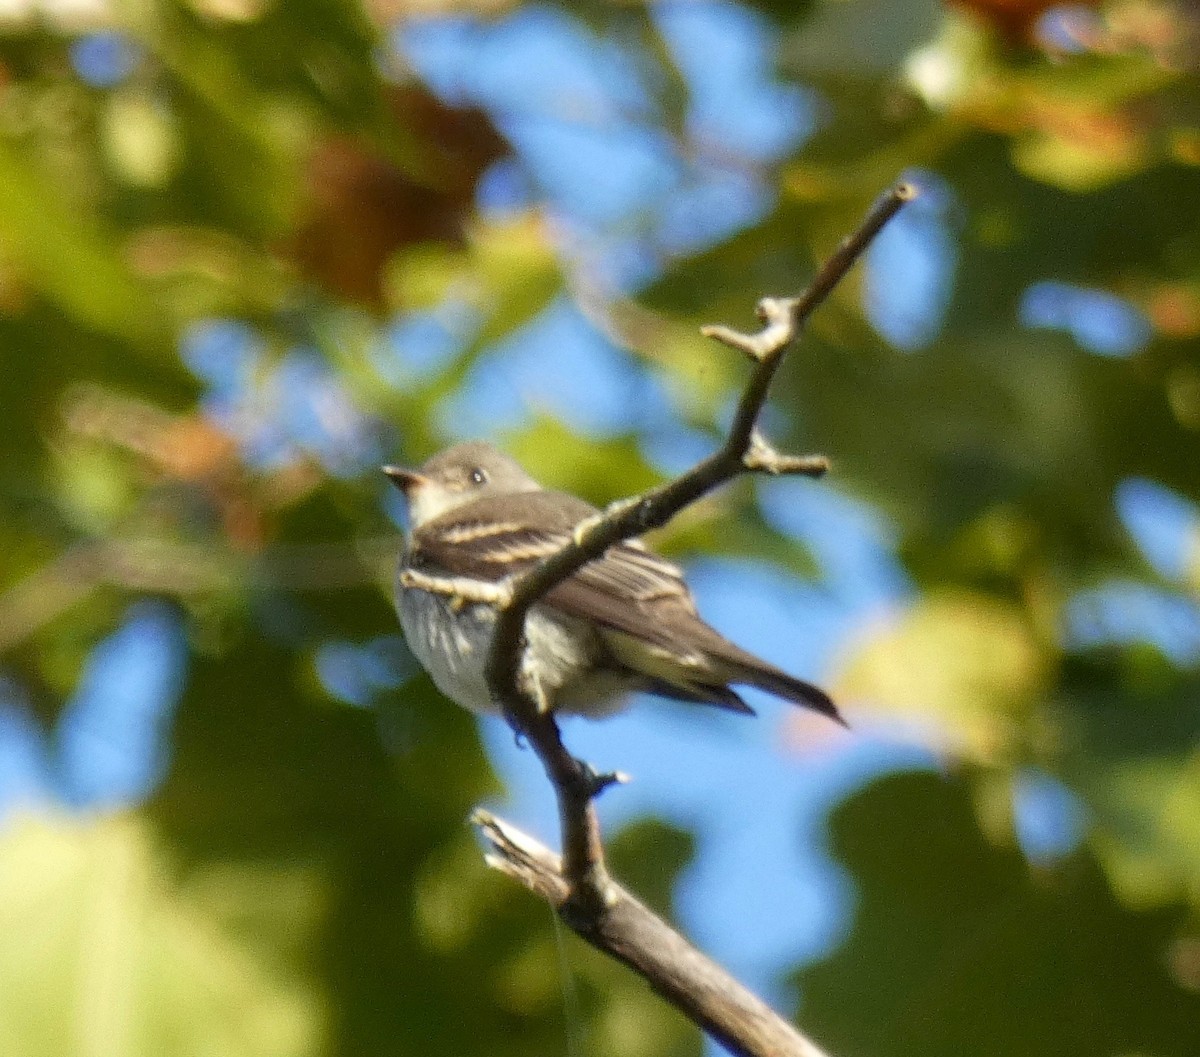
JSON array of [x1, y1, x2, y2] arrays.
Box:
[[795, 772, 1200, 1057], [0, 0, 1198, 1055]]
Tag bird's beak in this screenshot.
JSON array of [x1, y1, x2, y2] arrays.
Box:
[[382, 465, 430, 495]]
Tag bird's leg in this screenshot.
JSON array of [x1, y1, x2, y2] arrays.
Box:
[[502, 658, 549, 731], [504, 689, 628, 799]]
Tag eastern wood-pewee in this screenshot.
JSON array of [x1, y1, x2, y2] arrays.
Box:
[[387, 441, 841, 724]]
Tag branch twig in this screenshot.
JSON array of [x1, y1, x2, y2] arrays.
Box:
[[476, 183, 916, 1057]]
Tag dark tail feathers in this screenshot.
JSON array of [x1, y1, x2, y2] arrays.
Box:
[[714, 652, 846, 727]]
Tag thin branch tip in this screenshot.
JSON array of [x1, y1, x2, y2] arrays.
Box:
[[748, 451, 830, 477], [576, 766, 632, 798], [745, 433, 829, 477], [469, 806, 496, 829], [700, 322, 763, 360]]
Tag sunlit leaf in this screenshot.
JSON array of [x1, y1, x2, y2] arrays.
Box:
[[835, 592, 1052, 760], [0, 812, 325, 1057]]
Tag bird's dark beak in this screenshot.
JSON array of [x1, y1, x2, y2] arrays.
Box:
[[382, 465, 429, 495]]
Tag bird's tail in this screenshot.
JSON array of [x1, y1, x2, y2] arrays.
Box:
[[727, 660, 844, 726], [603, 624, 845, 726], [706, 640, 845, 726]]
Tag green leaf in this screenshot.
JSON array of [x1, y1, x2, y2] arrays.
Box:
[[796, 771, 1200, 1057], [835, 592, 1052, 760], [0, 139, 165, 347], [0, 812, 325, 1057]]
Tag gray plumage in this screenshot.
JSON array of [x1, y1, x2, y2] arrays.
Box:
[[388, 441, 842, 725]]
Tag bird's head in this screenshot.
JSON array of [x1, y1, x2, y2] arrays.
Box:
[[383, 441, 540, 526]]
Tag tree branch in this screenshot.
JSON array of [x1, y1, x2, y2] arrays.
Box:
[[475, 810, 832, 1057], [476, 183, 916, 1057]]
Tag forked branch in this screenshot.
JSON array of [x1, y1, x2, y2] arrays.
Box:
[[473, 183, 916, 1057]]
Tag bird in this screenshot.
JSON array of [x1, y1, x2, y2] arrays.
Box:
[[385, 441, 842, 725]]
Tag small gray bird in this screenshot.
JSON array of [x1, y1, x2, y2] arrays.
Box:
[[386, 441, 841, 725]]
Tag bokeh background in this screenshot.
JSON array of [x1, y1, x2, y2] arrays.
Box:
[[2, 1, 1199, 1055]]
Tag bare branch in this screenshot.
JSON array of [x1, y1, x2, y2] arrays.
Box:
[[698, 296, 797, 363], [745, 432, 830, 477], [476, 183, 917, 1056], [475, 811, 833, 1057], [485, 184, 915, 717], [503, 707, 619, 916]]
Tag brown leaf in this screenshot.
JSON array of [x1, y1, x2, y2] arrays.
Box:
[[946, 0, 1099, 44], [286, 86, 508, 310]]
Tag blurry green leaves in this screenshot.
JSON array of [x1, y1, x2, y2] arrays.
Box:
[[139, 4, 317, 237], [833, 584, 1200, 921], [781, 0, 943, 76], [790, 0, 1191, 195], [836, 592, 1051, 761], [0, 135, 167, 348], [1004, 54, 1174, 192], [0, 812, 325, 1057], [52, 441, 140, 536], [1086, 746, 1200, 910], [1052, 667, 1200, 911], [386, 213, 564, 348], [606, 817, 696, 920], [1011, 120, 1148, 195], [796, 771, 1200, 1057], [505, 417, 661, 503], [414, 831, 508, 953], [962, 47, 1172, 193], [137, 639, 567, 1057]]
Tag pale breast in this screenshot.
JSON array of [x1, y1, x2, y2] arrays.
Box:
[[396, 588, 497, 713], [395, 585, 628, 716]]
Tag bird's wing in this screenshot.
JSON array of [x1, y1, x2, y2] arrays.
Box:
[[411, 490, 842, 722], [410, 491, 702, 651]]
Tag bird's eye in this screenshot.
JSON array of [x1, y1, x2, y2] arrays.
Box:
[[470, 467, 488, 485]]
